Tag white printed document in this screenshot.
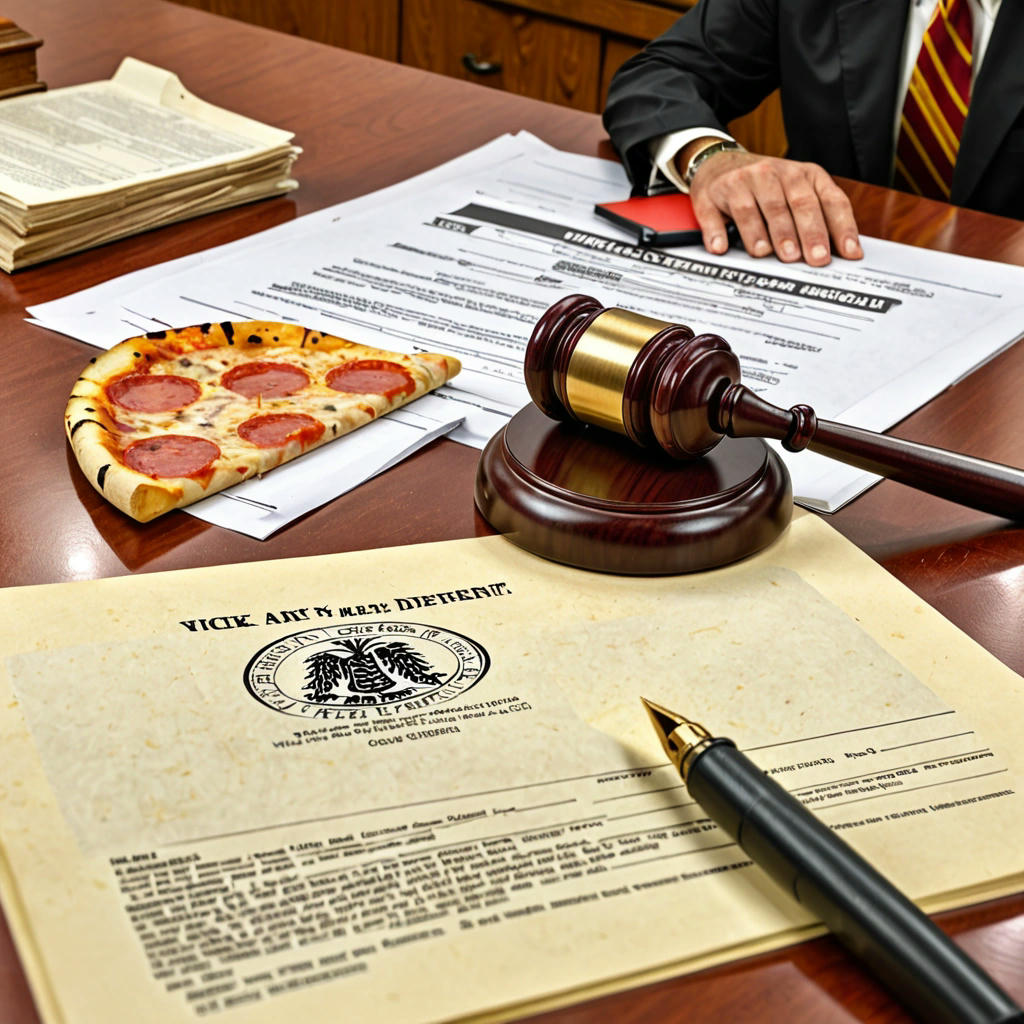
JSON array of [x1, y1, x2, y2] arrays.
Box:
[[30, 133, 1024, 513]]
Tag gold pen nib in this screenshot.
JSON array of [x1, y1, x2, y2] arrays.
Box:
[[641, 697, 713, 778]]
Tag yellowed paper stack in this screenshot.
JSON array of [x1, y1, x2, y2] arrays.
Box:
[[0, 57, 299, 271], [0, 513, 1021, 1022]]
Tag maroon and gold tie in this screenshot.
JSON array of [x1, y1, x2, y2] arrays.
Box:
[[893, 0, 973, 200]]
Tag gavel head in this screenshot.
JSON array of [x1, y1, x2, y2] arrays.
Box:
[[524, 294, 743, 460]]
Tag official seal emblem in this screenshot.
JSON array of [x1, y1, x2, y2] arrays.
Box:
[[244, 622, 490, 718]]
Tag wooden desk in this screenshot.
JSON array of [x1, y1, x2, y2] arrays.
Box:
[[1, 1, 1022, 1020]]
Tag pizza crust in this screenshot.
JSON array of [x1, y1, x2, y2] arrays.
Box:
[[65, 321, 461, 522]]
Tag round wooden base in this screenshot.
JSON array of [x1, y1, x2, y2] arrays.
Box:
[[475, 404, 793, 575]]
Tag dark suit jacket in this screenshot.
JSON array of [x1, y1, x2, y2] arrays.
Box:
[[603, 0, 1024, 219]]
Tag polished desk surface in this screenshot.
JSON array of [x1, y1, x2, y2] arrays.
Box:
[[1, 0, 1023, 1020]]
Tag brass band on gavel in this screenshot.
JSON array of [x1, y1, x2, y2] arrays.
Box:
[[524, 293, 741, 459], [562, 307, 678, 435]]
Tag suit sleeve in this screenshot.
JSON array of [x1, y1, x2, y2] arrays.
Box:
[[602, 0, 782, 190]]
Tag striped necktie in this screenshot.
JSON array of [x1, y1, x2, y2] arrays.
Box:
[[893, 0, 973, 200]]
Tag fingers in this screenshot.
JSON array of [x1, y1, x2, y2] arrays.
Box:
[[696, 203, 730, 255], [812, 168, 863, 260], [774, 168, 832, 264], [688, 152, 862, 265]]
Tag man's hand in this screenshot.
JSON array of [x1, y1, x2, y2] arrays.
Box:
[[682, 148, 863, 266]]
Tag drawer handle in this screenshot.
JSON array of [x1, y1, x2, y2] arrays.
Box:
[[462, 52, 503, 76]]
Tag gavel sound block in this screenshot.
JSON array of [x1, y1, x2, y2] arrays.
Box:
[[474, 294, 1024, 575]]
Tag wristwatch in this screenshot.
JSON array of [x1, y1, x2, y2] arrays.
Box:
[[682, 138, 744, 189]]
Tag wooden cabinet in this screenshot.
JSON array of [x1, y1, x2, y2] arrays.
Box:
[[166, 0, 785, 156], [401, 0, 684, 114], [401, 0, 602, 111]]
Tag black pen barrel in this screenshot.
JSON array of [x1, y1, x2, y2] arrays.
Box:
[[686, 739, 1024, 1024]]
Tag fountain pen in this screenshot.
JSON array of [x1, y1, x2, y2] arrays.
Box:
[[641, 698, 1024, 1024]]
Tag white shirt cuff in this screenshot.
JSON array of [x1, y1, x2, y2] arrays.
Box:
[[647, 128, 734, 194]]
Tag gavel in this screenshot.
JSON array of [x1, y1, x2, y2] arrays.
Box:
[[524, 294, 1024, 520]]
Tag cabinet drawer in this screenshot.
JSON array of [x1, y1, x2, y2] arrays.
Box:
[[402, 0, 602, 111]]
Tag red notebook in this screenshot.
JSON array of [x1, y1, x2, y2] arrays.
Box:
[[594, 193, 702, 247]]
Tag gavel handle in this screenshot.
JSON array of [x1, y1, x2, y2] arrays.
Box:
[[718, 386, 1024, 520]]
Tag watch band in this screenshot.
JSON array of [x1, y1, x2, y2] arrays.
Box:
[[682, 139, 744, 189]]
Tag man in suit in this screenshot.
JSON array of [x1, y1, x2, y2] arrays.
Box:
[[603, 1, 1016, 266]]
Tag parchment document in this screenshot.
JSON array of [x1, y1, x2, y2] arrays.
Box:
[[1, 515, 1022, 1023]]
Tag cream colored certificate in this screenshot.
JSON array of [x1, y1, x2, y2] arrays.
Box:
[[1, 513, 1022, 1023]]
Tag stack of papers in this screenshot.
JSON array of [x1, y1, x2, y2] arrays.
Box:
[[0, 57, 299, 271]]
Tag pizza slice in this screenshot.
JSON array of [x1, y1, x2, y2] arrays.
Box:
[[65, 321, 461, 522]]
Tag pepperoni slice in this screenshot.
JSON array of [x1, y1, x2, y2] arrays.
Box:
[[237, 413, 325, 449], [222, 361, 310, 398], [123, 435, 220, 478], [326, 360, 416, 400], [107, 373, 201, 413]]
